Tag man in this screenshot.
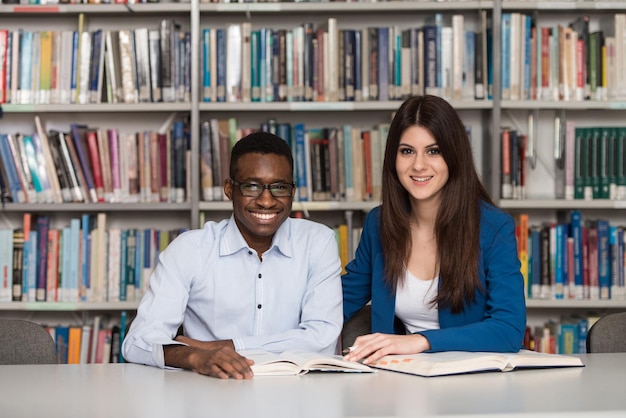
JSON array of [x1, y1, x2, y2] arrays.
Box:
[[122, 131, 342, 379]]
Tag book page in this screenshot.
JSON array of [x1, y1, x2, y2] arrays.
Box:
[[279, 350, 373, 373], [372, 351, 584, 377], [506, 350, 584, 370], [240, 349, 300, 376], [372, 351, 508, 377], [240, 349, 373, 376]]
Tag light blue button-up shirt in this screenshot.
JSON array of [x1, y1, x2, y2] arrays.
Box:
[[122, 216, 343, 368]]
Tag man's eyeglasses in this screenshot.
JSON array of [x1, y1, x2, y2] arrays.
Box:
[[229, 179, 295, 198]]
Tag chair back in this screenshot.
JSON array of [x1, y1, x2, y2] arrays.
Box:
[[341, 305, 372, 350], [0, 319, 58, 364], [586, 312, 626, 353]]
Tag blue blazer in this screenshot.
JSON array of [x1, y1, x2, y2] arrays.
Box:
[[342, 203, 526, 352]]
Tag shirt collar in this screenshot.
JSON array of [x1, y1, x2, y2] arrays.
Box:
[[220, 215, 293, 258]]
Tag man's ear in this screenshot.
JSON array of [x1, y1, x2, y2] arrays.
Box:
[[224, 179, 233, 201]]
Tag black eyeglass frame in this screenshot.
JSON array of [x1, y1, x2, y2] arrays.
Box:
[[229, 179, 296, 198]]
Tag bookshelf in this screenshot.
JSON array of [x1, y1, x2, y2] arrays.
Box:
[[496, 1, 626, 345], [1, 0, 625, 356]]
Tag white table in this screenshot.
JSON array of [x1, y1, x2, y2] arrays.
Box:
[[1, 354, 625, 418]]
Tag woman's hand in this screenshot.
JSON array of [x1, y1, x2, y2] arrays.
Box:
[[343, 333, 431, 364]]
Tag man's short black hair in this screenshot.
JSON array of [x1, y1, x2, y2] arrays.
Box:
[[229, 131, 294, 178]]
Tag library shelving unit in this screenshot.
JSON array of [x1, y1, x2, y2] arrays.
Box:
[[497, 1, 626, 327], [0, 2, 195, 325], [5, 0, 625, 336]]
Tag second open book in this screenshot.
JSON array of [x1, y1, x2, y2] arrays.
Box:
[[370, 350, 584, 377], [241, 349, 583, 377]]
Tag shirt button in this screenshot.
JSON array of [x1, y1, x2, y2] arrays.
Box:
[[258, 274, 262, 279], [257, 304, 262, 309]]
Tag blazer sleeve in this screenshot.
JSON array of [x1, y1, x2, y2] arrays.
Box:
[[342, 208, 380, 323]]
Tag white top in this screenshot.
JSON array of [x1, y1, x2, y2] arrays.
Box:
[[0, 354, 624, 418], [395, 269, 440, 334], [122, 216, 343, 368]]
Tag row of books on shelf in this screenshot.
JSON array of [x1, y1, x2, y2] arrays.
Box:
[[524, 314, 598, 355], [501, 12, 626, 102], [0, 213, 189, 303], [0, 116, 190, 204], [501, 122, 626, 201], [0, 18, 190, 105], [0, 212, 361, 303], [515, 212, 626, 302], [46, 314, 127, 365], [201, 13, 490, 104], [201, 117, 397, 203]]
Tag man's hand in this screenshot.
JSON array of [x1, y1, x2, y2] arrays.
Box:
[[164, 337, 254, 379], [342, 333, 431, 365]]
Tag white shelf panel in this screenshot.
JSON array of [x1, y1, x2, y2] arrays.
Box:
[[1, 103, 192, 113], [198, 200, 379, 212], [0, 3, 191, 14], [501, 100, 626, 110], [499, 200, 626, 210], [526, 299, 626, 309], [0, 203, 193, 212], [0, 301, 139, 311], [503, 1, 626, 11], [203, 1, 494, 14], [199, 100, 491, 112]]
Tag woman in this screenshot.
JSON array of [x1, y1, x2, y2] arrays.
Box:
[[342, 95, 526, 365]]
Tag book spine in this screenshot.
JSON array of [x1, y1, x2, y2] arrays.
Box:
[[35, 216, 49, 302], [215, 28, 226, 102], [47, 131, 72, 203], [160, 19, 174, 102], [67, 218, 80, 303], [108, 129, 122, 202], [80, 214, 92, 301], [250, 30, 261, 102], [11, 229, 24, 301], [70, 124, 97, 203], [570, 210, 584, 299], [209, 118, 222, 201], [85, 130, 105, 202], [148, 29, 161, 103], [0, 134, 25, 203], [0, 230, 13, 303], [149, 132, 160, 202], [172, 121, 185, 203], [202, 28, 212, 102], [597, 219, 610, 299], [45, 228, 60, 302]]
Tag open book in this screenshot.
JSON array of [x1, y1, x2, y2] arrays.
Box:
[[239, 349, 374, 376], [370, 350, 584, 377]]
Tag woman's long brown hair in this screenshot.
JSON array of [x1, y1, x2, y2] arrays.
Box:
[[380, 95, 494, 313]]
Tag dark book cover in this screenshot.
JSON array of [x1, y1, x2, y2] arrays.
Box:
[[35, 215, 50, 302]]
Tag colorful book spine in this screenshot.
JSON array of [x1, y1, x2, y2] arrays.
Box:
[[70, 124, 98, 203], [172, 121, 186, 203], [67, 218, 80, 303], [85, 130, 105, 202], [0, 229, 13, 302], [35, 216, 50, 302], [80, 214, 91, 301], [570, 210, 584, 299], [0, 134, 24, 203], [597, 219, 611, 299], [293, 123, 308, 201]]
